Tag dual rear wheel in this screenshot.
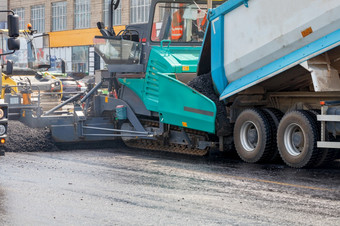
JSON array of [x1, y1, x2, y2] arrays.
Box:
[[277, 110, 320, 168], [234, 108, 334, 168], [234, 108, 279, 163]]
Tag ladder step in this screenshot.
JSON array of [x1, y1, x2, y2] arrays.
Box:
[[317, 141, 340, 149]]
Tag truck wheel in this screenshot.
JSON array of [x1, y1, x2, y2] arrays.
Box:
[[234, 109, 272, 163], [277, 110, 321, 168], [262, 108, 284, 162]]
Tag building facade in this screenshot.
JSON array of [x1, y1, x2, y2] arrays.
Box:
[[8, 0, 151, 75]]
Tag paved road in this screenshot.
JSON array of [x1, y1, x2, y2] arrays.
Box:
[[0, 144, 339, 225]]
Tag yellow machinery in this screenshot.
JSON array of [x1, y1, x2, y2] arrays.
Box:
[[0, 28, 62, 106], [1, 73, 18, 98]]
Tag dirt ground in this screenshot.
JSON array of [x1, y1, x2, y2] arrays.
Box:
[[0, 144, 339, 225]]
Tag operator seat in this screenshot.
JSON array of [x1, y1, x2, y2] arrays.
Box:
[[97, 22, 115, 37]]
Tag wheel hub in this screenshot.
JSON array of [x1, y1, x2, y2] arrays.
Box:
[[240, 121, 258, 152], [292, 131, 303, 147], [284, 123, 304, 156], [247, 128, 258, 144]]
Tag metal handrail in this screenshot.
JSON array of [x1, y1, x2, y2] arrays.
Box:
[[4, 85, 85, 116], [43, 93, 83, 116]]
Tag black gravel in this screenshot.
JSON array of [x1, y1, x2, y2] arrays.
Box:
[[188, 73, 232, 136], [5, 121, 59, 153], [4, 120, 127, 152]]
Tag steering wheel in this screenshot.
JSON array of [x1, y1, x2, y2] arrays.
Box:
[[111, 0, 120, 10]]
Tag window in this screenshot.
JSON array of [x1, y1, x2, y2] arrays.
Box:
[[74, 0, 91, 29], [13, 8, 25, 30], [52, 1, 67, 31], [130, 0, 151, 24], [103, 0, 121, 26], [72, 46, 88, 73], [31, 5, 45, 33], [151, 3, 219, 43]]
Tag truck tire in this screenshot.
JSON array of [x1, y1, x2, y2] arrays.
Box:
[[234, 108, 273, 163], [262, 108, 284, 162], [277, 110, 322, 168]]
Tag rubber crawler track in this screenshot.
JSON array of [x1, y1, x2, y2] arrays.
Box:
[[124, 139, 208, 156], [123, 120, 209, 156]]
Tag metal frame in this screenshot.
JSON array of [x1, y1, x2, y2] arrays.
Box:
[[13, 79, 156, 142], [317, 105, 340, 149]]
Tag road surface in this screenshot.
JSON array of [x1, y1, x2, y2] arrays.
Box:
[[0, 144, 339, 225]]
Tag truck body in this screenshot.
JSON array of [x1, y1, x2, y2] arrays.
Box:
[[204, 0, 340, 167], [93, 0, 340, 167], [209, 0, 340, 98]]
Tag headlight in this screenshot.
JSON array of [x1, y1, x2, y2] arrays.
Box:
[[55, 82, 60, 86], [51, 84, 55, 88], [0, 109, 4, 119], [0, 125, 6, 136]]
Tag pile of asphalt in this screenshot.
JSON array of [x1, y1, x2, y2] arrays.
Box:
[[188, 73, 232, 136], [4, 120, 127, 152], [4, 121, 59, 152], [187, 73, 220, 105]]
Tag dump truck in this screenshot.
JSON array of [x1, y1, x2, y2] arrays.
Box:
[[198, 0, 340, 168], [10, 0, 340, 168]]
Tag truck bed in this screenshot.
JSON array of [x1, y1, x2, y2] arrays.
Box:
[[209, 0, 340, 100]]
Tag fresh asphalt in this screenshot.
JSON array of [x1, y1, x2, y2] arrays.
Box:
[[0, 143, 339, 225]]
